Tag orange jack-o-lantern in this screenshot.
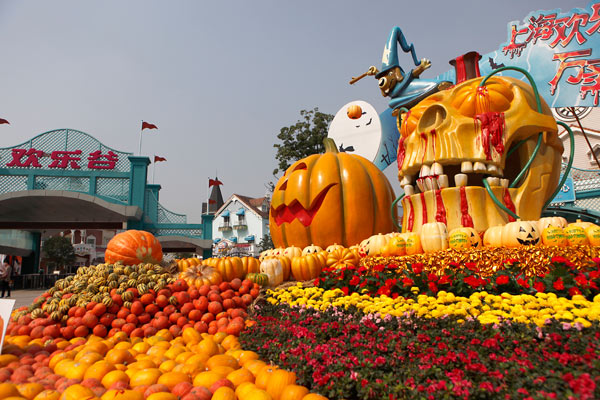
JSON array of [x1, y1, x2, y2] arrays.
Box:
[[347, 104, 362, 120], [270, 138, 395, 249]]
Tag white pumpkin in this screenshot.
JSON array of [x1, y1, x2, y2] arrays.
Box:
[[259, 258, 283, 286], [420, 222, 449, 253], [537, 216, 567, 232]]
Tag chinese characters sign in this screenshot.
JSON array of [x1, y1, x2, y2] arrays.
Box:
[[435, 1, 600, 108], [5, 149, 119, 170]]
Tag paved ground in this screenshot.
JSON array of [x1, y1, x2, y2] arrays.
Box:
[[5, 289, 46, 310]]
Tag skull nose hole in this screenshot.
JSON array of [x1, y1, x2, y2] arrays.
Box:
[[417, 105, 447, 132]]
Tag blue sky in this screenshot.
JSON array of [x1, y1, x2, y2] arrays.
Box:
[[0, 0, 575, 221]]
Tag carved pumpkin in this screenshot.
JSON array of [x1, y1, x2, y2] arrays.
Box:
[[501, 220, 540, 247], [291, 254, 323, 281], [325, 243, 344, 253], [564, 225, 589, 246], [420, 222, 449, 253], [541, 226, 567, 247], [359, 233, 389, 257], [398, 77, 561, 234], [381, 236, 406, 257], [346, 104, 362, 120], [270, 138, 395, 249], [259, 250, 273, 262], [449, 227, 481, 249], [483, 226, 503, 247], [259, 259, 283, 287], [586, 225, 600, 246], [538, 216, 567, 231], [282, 246, 302, 259], [105, 230, 163, 265], [302, 244, 323, 255]]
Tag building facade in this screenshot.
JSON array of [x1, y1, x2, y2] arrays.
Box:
[[212, 194, 269, 257]]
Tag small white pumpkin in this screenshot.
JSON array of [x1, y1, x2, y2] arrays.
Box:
[[259, 258, 284, 286]]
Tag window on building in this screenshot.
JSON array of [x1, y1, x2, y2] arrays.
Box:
[[86, 236, 96, 246]]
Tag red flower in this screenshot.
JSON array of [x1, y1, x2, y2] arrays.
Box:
[[341, 286, 349, 296], [568, 287, 581, 297], [349, 275, 360, 286], [495, 275, 509, 285], [553, 278, 565, 291], [412, 263, 424, 274], [402, 277, 414, 287], [516, 278, 530, 289], [438, 275, 452, 285], [428, 282, 438, 294], [574, 274, 588, 288], [465, 262, 479, 272], [533, 281, 545, 293], [427, 273, 438, 282]]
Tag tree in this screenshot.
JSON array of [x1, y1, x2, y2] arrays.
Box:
[[272, 108, 334, 176], [257, 234, 274, 252], [42, 236, 75, 271]]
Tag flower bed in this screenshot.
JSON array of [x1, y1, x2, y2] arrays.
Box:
[[241, 302, 600, 399], [266, 284, 600, 326], [318, 256, 600, 300]]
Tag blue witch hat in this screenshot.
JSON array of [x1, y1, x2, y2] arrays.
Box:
[[376, 27, 421, 79]]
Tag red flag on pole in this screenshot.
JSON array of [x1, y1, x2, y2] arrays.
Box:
[[142, 121, 158, 130], [0, 118, 9, 125], [209, 178, 223, 187], [154, 155, 167, 163]]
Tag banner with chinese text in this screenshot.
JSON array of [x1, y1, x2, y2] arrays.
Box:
[[436, 2, 600, 108]]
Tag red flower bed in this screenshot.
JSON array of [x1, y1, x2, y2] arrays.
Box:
[[241, 302, 600, 399], [317, 257, 600, 299]]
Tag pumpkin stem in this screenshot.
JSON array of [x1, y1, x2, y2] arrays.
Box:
[[323, 138, 339, 154]]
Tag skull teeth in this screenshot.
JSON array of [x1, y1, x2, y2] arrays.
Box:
[[400, 175, 412, 186], [438, 174, 449, 188], [431, 162, 443, 176], [501, 179, 509, 188], [455, 174, 468, 187], [473, 162, 487, 173], [487, 164, 501, 175], [416, 179, 425, 193], [403, 184, 414, 196], [487, 177, 500, 186], [420, 164, 431, 178], [461, 161, 473, 173]]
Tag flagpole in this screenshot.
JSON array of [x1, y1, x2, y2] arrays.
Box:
[[207, 178, 210, 215], [152, 156, 156, 184], [138, 120, 143, 155]]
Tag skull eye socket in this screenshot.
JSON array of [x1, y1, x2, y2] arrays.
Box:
[[378, 77, 387, 88]]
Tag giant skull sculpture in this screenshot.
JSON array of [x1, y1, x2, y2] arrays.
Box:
[[397, 76, 563, 234]]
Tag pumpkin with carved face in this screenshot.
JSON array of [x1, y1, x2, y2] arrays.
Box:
[[270, 138, 395, 249], [397, 76, 562, 234]]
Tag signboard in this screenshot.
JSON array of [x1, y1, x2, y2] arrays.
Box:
[[435, 2, 600, 108], [550, 173, 576, 203], [0, 299, 15, 353]]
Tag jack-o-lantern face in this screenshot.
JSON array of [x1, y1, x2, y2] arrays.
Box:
[[501, 220, 540, 247], [270, 139, 395, 249], [398, 76, 562, 234]]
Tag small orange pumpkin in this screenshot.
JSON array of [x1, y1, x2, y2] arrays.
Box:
[[291, 254, 323, 281], [216, 257, 246, 281], [105, 230, 163, 265], [242, 257, 261, 274], [346, 104, 362, 119]]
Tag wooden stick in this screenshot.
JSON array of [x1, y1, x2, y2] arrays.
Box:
[[349, 72, 369, 85], [570, 107, 600, 169]]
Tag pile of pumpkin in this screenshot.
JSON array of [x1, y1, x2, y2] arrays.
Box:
[[177, 244, 360, 288], [8, 273, 260, 340], [352, 217, 600, 257], [0, 328, 327, 400]]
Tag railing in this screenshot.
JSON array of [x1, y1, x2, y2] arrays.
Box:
[[157, 203, 187, 224], [154, 228, 203, 237], [233, 224, 248, 230], [218, 224, 232, 232]]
